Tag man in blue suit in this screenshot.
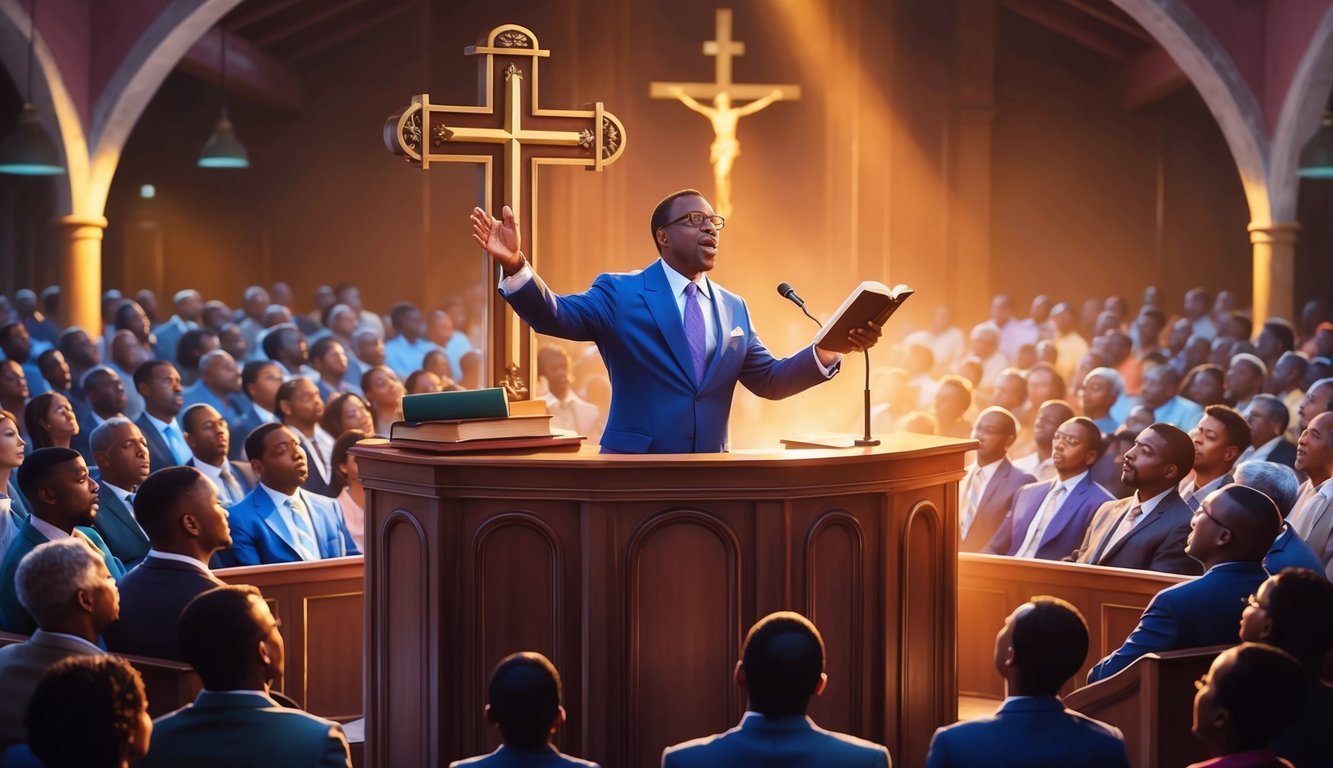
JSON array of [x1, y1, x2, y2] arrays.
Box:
[[985, 417, 1114, 560], [661, 611, 891, 768], [87, 417, 152, 567], [182, 350, 247, 434], [215, 423, 358, 567], [471, 190, 881, 453], [132, 360, 190, 473], [960, 408, 1035, 552], [925, 597, 1129, 767], [137, 585, 352, 767], [450, 652, 598, 768], [1087, 484, 1280, 682]]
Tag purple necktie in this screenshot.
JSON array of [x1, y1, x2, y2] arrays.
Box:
[[684, 282, 707, 382]]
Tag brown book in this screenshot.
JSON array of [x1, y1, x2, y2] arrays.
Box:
[[390, 414, 554, 443], [387, 433, 584, 454], [813, 281, 914, 353]]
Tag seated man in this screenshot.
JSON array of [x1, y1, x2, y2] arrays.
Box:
[[132, 360, 190, 473], [985, 417, 1113, 560], [925, 597, 1129, 767], [137, 585, 351, 767], [215, 423, 358, 566], [1010, 400, 1075, 483], [1231, 460, 1324, 575], [1187, 644, 1305, 768], [450, 652, 597, 768], [1179, 405, 1249, 512], [1239, 394, 1297, 467], [88, 417, 152, 567], [1071, 423, 1201, 575], [0, 538, 117, 748], [959, 407, 1036, 553], [104, 466, 229, 661], [0, 448, 124, 634], [183, 403, 253, 506], [1088, 484, 1279, 682], [661, 611, 890, 768], [230, 360, 283, 462]]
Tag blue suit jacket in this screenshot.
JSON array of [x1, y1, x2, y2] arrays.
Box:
[[505, 261, 833, 453], [984, 475, 1114, 560], [215, 486, 359, 567], [450, 744, 599, 768], [662, 713, 890, 768], [925, 697, 1129, 768], [103, 554, 223, 661], [961, 459, 1036, 553], [92, 484, 149, 568], [182, 380, 249, 433], [0, 519, 125, 634], [137, 691, 350, 768], [1087, 560, 1268, 682], [229, 404, 271, 462], [1265, 524, 1324, 575], [133, 412, 184, 474]]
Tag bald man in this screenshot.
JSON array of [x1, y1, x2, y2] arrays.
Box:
[[1087, 484, 1279, 682], [1291, 410, 1333, 576]]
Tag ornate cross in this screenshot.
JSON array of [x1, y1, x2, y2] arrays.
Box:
[[384, 24, 627, 399]]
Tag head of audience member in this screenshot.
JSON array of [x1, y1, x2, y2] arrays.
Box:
[[241, 285, 270, 321], [176, 329, 219, 375], [424, 310, 454, 348], [1121, 423, 1194, 497], [1024, 363, 1063, 404], [309, 337, 348, 385], [1184, 364, 1226, 407], [217, 323, 246, 361], [459, 350, 483, 389], [312, 285, 335, 318], [12, 289, 37, 320], [1256, 319, 1295, 364], [442, 295, 468, 331], [361, 366, 405, 421], [1266, 351, 1307, 397], [39, 286, 58, 318], [1080, 298, 1103, 335], [16, 537, 117, 642], [134, 466, 231, 563], [1050, 303, 1076, 337], [1211, 289, 1235, 319], [422, 350, 453, 383], [1104, 295, 1129, 321], [1184, 288, 1209, 321], [1192, 644, 1305, 758], [1134, 308, 1166, 351], [110, 330, 148, 374], [1035, 340, 1057, 366], [90, 417, 150, 493], [1187, 484, 1282, 570], [1031, 400, 1075, 456], [1300, 299, 1331, 337], [24, 392, 79, 450], [1239, 569, 1333, 677], [1139, 284, 1160, 309], [25, 655, 151, 768], [334, 283, 364, 315], [988, 295, 1013, 327], [1138, 363, 1183, 410], [1189, 405, 1249, 482], [182, 404, 230, 468], [1296, 411, 1333, 486], [171, 289, 203, 324], [0, 321, 32, 363], [1125, 405, 1155, 435], [321, 393, 376, 437], [134, 360, 183, 421], [178, 585, 283, 693], [1166, 318, 1192, 356], [58, 327, 100, 371], [990, 369, 1027, 413], [537, 345, 575, 401], [194, 350, 239, 398], [1013, 344, 1036, 371], [1091, 311, 1120, 338], [201, 300, 231, 332], [737, 612, 827, 717], [356, 329, 386, 367], [1103, 332, 1132, 366], [81, 367, 126, 419], [134, 290, 159, 325], [1232, 460, 1301, 520], [1220, 313, 1252, 343], [245, 423, 307, 494], [405, 370, 443, 395], [261, 323, 307, 373], [329, 429, 367, 498], [269, 281, 293, 309], [1209, 336, 1239, 368], [275, 378, 324, 434], [1317, 324, 1333, 360], [1241, 394, 1287, 452], [1079, 368, 1122, 420], [390, 302, 424, 343], [0, 359, 27, 408], [99, 290, 122, 327], [37, 349, 71, 393], [241, 363, 282, 418], [1181, 335, 1210, 372], [933, 375, 972, 427], [326, 304, 359, 342], [969, 324, 1000, 360], [1305, 360, 1333, 392], [956, 357, 983, 389], [261, 305, 293, 330], [1052, 417, 1101, 480], [972, 407, 1020, 466], [1297, 377, 1333, 432], [113, 301, 151, 345], [1224, 354, 1266, 406], [1026, 294, 1050, 324], [484, 652, 567, 750], [0, 408, 25, 476], [994, 596, 1088, 697]]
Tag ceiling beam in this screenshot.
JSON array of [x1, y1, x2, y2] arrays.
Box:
[[1118, 45, 1190, 111], [254, 0, 374, 49], [1058, 0, 1156, 44], [1003, 0, 1135, 63], [287, 2, 415, 63], [180, 29, 303, 112], [225, 0, 310, 36]]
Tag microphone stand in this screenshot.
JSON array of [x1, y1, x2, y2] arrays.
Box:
[[793, 303, 878, 448]]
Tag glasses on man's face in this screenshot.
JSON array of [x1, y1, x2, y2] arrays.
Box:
[[1052, 431, 1085, 447], [1245, 593, 1269, 611], [1194, 505, 1231, 531], [666, 211, 726, 230]]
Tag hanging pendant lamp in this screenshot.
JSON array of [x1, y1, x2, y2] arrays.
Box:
[[198, 26, 249, 169], [0, 0, 63, 176]]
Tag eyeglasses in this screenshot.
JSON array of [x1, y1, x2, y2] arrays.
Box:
[[1052, 432, 1085, 447], [664, 211, 726, 230], [1245, 593, 1270, 611], [1194, 505, 1231, 531]]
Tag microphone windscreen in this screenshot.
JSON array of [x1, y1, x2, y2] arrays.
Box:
[[777, 282, 794, 298]]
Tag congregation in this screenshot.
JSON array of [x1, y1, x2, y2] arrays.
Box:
[[0, 279, 1329, 767]]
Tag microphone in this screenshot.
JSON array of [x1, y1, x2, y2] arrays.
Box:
[[777, 282, 806, 308]]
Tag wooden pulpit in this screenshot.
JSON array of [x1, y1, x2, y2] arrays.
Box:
[[353, 433, 970, 768]]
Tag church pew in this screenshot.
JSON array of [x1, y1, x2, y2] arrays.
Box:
[[0, 630, 201, 718], [1063, 645, 1226, 768], [215, 555, 365, 722], [958, 553, 1190, 698]]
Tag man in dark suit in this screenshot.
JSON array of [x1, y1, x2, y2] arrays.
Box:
[[0, 538, 117, 749], [229, 360, 283, 462], [182, 350, 247, 434], [1071, 422, 1202, 574], [215, 423, 358, 567], [1088, 484, 1279, 682], [87, 417, 151, 567], [132, 360, 189, 473], [275, 379, 334, 497], [137, 585, 352, 767], [182, 403, 252, 506], [985, 417, 1113, 560], [0, 448, 124, 634], [960, 407, 1036, 552], [471, 190, 881, 453], [104, 466, 230, 660], [450, 652, 598, 768], [1240, 394, 1297, 467], [1178, 405, 1249, 511], [661, 612, 890, 768], [1232, 459, 1324, 574], [71, 366, 128, 465], [925, 597, 1129, 767]]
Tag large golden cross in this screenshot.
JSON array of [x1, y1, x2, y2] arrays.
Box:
[[649, 9, 801, 102], [384, 24, 627, 399]]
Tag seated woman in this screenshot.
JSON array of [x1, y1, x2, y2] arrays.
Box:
[[360, 366, 405, 437], [21, 393, 78, 450], [321, 392, 375, 438], [329, 429, 369, 551], [0, 409, 27, 556], [404, 369, 443, 395]]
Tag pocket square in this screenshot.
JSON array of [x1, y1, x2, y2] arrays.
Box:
[[729, 326, 744, 338]]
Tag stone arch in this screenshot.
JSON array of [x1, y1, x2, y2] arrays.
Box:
[[1269, 6, 1333, 223]]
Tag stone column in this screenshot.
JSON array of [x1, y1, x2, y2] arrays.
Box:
[[55, 215, 107, 334], [1248, 221, 1299, 331]]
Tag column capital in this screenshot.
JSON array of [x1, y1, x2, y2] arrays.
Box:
[[1248, 221, 1299, 244]]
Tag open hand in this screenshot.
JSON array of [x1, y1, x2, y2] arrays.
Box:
[[470, 205, 524, 275]]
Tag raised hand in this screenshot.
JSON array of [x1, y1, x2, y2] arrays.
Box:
[[470, 205, 525, 275]]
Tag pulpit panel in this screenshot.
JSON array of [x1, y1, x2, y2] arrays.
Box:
[[802, 508, 871, 736]]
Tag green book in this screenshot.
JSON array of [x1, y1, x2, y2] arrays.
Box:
[[402, 387, 510, 422]]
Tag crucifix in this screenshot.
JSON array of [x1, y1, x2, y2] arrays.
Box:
[[384, 24, 627, 400], [649, 8, 799, 219]]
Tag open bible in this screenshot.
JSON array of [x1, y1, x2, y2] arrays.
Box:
[[813, 281, 914, 353]]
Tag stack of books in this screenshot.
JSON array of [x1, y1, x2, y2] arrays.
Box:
[[389, 388, 584, 453]]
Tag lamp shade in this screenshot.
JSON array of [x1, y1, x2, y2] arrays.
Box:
[[0, 103, 64, 175], [1297, 114, 1333, 179], [198, 115, 250, 168]]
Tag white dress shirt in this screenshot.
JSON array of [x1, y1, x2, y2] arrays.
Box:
[[960, 460, 1000, 539], [145, 547, 211, 574], [1014, 471, 1087, 558]]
